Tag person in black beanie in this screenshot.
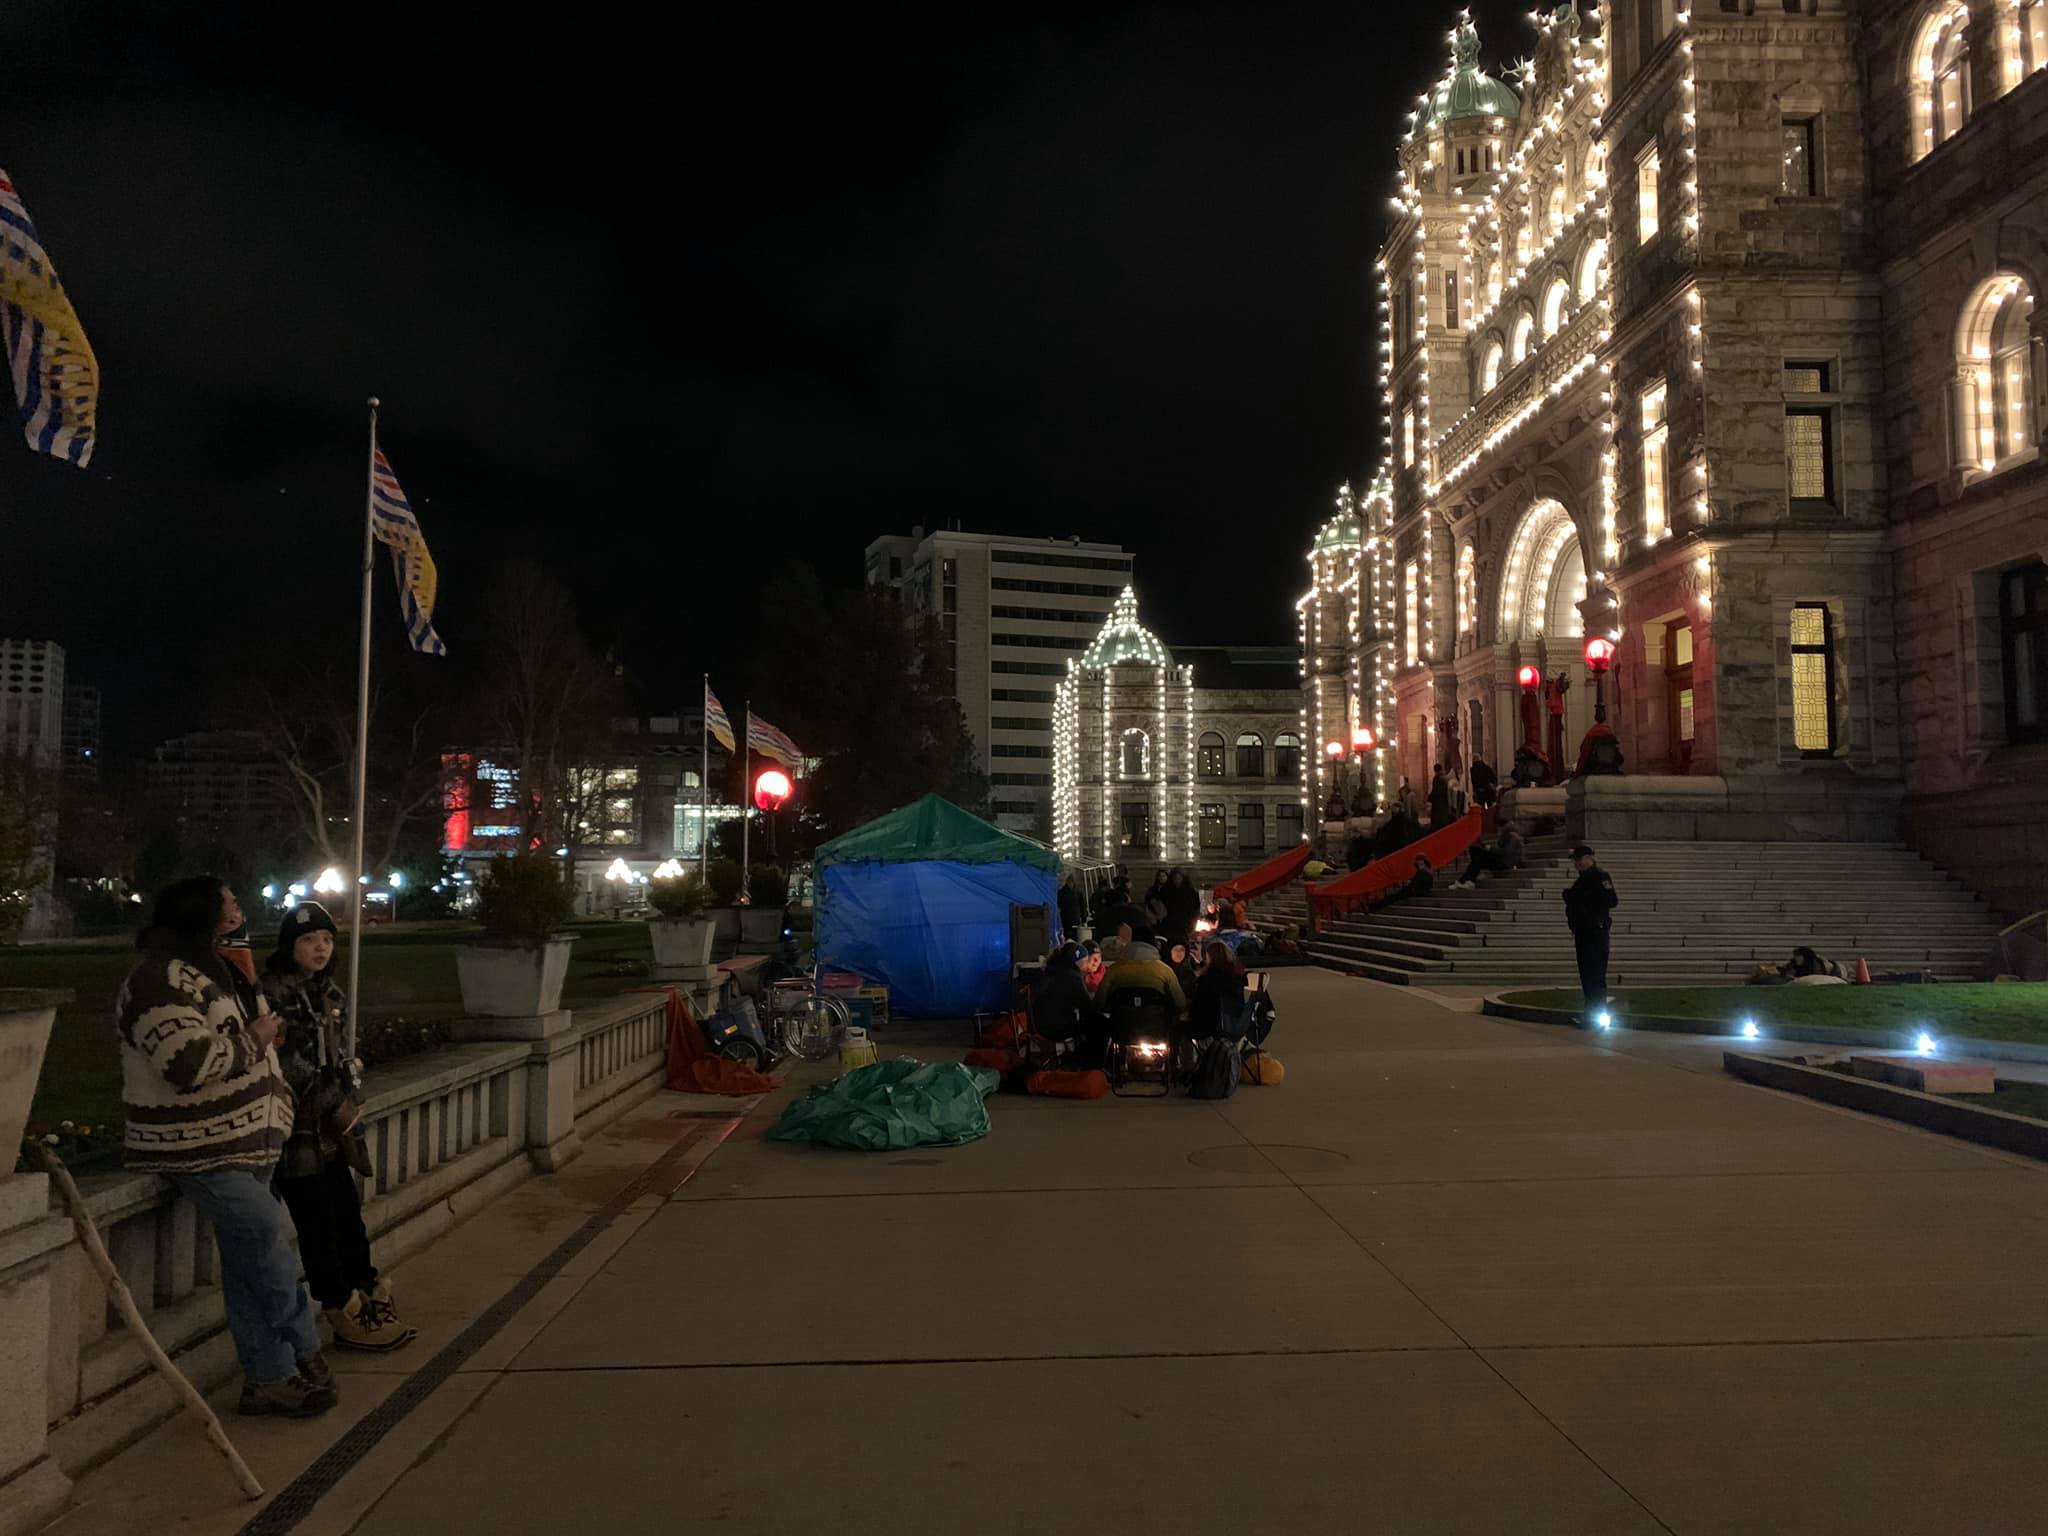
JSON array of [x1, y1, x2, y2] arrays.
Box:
[[1562, 845, 1619, 1015], [262, 902, 415, 1353]]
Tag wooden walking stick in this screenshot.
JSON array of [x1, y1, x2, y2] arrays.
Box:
[[27, 1140, 265, 1500]]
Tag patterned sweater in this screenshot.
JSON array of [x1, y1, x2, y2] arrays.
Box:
[[118, 950, 296, 1174]]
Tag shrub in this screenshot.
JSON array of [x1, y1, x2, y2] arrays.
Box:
[[748, 863, 789, 907], [648, 872, 712, 919], [474, 853, 574, 947], [705, 857, 745, 906]]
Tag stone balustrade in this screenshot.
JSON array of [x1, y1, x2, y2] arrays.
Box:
[[0, 990, 673, 1532], [1436, 301, 1604, 480]]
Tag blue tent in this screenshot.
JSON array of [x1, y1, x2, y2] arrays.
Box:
[[814, 794, 1063, 1018]]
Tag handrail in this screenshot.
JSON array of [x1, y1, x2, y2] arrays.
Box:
[[1214, 840, 1313, 904], [1307, 811, 1485, 929]]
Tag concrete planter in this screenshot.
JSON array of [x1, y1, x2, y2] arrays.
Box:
[[456, 937, 575, 1019], [739, 907, 786, 950], [647, 916, 715, 970], [709, 906, 742, 951], [0, 988, 70, 1157]]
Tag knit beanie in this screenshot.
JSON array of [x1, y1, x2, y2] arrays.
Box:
[[269, 901, 339, 970]]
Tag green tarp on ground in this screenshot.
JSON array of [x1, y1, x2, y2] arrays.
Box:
[[766, 1059, 1001, 1151], [813, 793, 1061, 872]]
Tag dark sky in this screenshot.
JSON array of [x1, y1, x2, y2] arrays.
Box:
[[0, 0, 1540, 758]]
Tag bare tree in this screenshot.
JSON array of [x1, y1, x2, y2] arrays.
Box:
[[0, 751, 60, 938]]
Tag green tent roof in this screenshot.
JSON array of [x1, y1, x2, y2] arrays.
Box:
[[814, 794, 1063, 872]]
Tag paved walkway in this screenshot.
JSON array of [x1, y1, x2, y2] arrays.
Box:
[[48, 970, 2048, 1535]]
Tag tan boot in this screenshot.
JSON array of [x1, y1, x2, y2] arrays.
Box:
[[325, 1290, 408, 1353], [239, 1375, 336, 1417]]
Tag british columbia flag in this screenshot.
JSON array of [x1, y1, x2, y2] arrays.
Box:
[[0, 167, 97, 466], [369, 447, 448, 656]]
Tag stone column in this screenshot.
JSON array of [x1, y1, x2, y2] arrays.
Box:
[[449, 1009, 584, 1173], [0, 989, 76, 1535]]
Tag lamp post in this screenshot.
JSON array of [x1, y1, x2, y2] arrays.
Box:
[[1350, 725, 1376, 811], [1583, 635, 1616, 724], [753, 767, 792, 862], [1516, 663, 1542, 755]]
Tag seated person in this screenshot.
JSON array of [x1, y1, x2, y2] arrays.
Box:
[[1078, 940, 1105, 995], [1451, 826, 1525, 890], [1096, 925, 1188, 1019], [1188, 942, 1248, 1041], [1033, 943, 1106, 1062], [1369, 854, 1433, 910], [1163, 937, 1199, 1000]]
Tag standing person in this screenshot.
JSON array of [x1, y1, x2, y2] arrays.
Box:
[[1167, 870, 1199, 945], [1428, 763, 1454, 829], [1057, 877, 1084, 939], [1188, 941, 1248, 1040], [118, 877, 334, 1417], [1469, 758, 1497, 810], [1143, 874, 1169, 930], [1562, 844, 1619, 1015], [262, 903, 416, 1354]]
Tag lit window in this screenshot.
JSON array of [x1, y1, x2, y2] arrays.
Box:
[[1547, 176, 1567, 237], [1404, 560, 1421, 666], [1119, 729, 1149, 778], [2022, 0, 2047, 78], [1456, 543, 1477, 637], [1119, 801, 1153, 851], [1640, 383, 1670, 540], [1781, 116, 1818, 195], [1516, 207, 1533, 265], [1481, 341, 1504, 392], [1956, 274, 2038, 475], [1542, 277, 1571, 337], [1510, 310, 1535, 363], [1197, 732, 1226, 778], [1402, 408, 1416, 467], [1199, 803, 1227, 849], [1785, 362, 1836, 502], [1789, 603, 1837, 755], [2001, 562, 2048, 743], [1577, 238, 1608, 302], [1637, 143, 1661, 243], [1913, 5, 1972, 160]]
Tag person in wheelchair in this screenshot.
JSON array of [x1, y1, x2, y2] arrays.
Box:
[[1095, 924, 1188, 1019], [1033, 942, 1107, 1067], [1098, 925, 1192, 1091]]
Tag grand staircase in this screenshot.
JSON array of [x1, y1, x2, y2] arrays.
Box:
[[1301, 841, 2003, 987]]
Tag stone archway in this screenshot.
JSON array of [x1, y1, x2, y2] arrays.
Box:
[[1497, 498, 1585, 644]]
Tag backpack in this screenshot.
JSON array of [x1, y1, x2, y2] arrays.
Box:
[[1188, 1037, 1241, 1100]]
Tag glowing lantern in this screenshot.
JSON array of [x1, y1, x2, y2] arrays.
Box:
[[1516, 664, 1541, 692], [1583, 635, 1616, 674], [1324, 740, 1346, 759], [1351, 725, 1376, 752], [753, 767, 793, 812]]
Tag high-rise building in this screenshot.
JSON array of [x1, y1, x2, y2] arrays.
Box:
[[61, 681, 100, 782], [144, 731, 293, 827], [865, 528, 1134, 835], [0, 638, 66, 765]]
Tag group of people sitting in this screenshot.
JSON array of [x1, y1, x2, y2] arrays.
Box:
[[1033, 922, 1250, 1068]]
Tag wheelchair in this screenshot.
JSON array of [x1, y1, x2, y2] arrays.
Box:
[[1104, 986, 1192, 1097]]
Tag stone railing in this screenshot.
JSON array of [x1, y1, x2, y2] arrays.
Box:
[[3, 992, 675, 1530], [1436, 302, 1603, 480]]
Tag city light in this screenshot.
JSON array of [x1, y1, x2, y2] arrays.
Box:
[[313, 867, 346, 895], [1740, 1019, 1760, 1040], [1916, 1030, 1937, 1056]]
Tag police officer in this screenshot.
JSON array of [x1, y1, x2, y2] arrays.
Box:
[[1562, 843, 1618, 1015]]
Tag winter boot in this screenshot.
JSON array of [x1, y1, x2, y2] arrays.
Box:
[[363, 1276, 418, 1348], [296, 1348, 336, 1393], [326, 1290, 409, 1352], [239, 1374, 337, 1418]]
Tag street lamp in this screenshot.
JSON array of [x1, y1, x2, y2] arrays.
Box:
[[1583, 635, 1616, 724], [752, 767, 793, 813], [1350, 725, 1376, 753], [1323, 740, 1346, 760]]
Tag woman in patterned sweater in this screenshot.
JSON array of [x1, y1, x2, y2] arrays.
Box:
[[263, 902, 413, 1353], [118, 877, 336, 1417]]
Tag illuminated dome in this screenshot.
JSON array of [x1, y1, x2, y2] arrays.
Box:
[[1312, 509, 1362, 554], [1080, 586, 1171, 667], [1426, 18, 1519, 128]]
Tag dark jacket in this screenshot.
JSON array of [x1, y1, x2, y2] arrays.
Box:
[[1563, 866, 1619, 935], [1057, 883, 1084, 935], [1188, 968, 1247, 1040], [1392, 869, 1433, 904], [1428, 774, 1454, 827], [1033, 964, 1100, 1043], [261, 966, 362, 1168]]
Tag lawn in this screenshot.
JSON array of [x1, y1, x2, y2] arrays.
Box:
[[8, 920, 662, 1136], [1499, 983, 2048, 1047]]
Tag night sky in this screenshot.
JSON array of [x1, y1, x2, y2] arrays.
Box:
[[0, 0, 1541, 758]]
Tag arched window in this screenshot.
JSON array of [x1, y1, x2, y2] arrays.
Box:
[[1515, 207, 1533, 265], [1233, 731, 1264, 778], [1273, 732, 1302, 780], [1510, 310, 1535, 364], [1197, 731, 1226, 778], [1913, 4, 1972, 160], [1542, 276, 1571, 336], [1480, 340, 1504, 393], [1547, 176, 1567, 237], [1956, 274, 2039, 474], [1487, 252, 1503, 307], [1577, 237, 1608, 302], [2020, 0, 2047, 80], [1119, 728, 1149, 779], [1456, 542, 1477, 638]]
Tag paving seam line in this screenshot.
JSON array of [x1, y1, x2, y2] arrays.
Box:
[[235, 1110, 742, 1536]]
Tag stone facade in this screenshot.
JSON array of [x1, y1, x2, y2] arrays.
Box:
[[1323, 0, 2048, 913]]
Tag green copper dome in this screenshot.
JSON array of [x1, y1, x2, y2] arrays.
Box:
[[1426, 18, 1519, 128]]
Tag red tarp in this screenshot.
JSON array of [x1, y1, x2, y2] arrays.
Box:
[[632, 987, 783, 1096], [1214, 840, 1313, 904], [1307, 810, 1484, 928]]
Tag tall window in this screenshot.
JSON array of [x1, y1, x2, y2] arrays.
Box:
[[1913, 5, 1972, 160], [1402, 408, 1416, 467], [1637, 143, 1662, 244], [1480, 341, 1504, 392], [1577, 237, 1608, 302], [1273, 733, 1302, 780], [1119, 729, 1149, 778], [1789, 603, 1838, 756], [1404, 560, 1421, 666], [1516, 207, 1533, 265], [1199, 802, 1227, 849], [1956, 275, 2038, 475], [2002, 563, 2048, 743], [2021, 0, 2047, 79], [1510, 310, 1535, 364], [1237, 802, 1266, 853], [1276, 802, 1304, 845], [1784, 362, 1837, 503], [1547, 176, 1567, 237], [1234, 731, 1264, 778], [1640, 382, 1670, 541], [1456, 542, 1477, 637], [1442, 267, 1458, 325], [1119, 801, 1153, 852], [1781, 116, 1818, 196], [1197, 731, 1226, 778], [1542, 277, 1571, 337]]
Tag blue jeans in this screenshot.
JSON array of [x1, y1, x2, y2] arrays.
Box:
[[169, 1168, 321, 1383]]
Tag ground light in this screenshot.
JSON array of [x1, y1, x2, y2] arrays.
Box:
[[1916, 1030, 1937, 1055], [1740, 1019, 1760, 1041]]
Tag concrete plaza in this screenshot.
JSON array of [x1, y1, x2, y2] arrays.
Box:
[[48, 970, 2048, 1535]]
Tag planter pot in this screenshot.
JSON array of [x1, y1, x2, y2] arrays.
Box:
[[710, 906, 743, 949], [647, 915, 716, 970], [456, 936, 575, 1019], [0, 988, 71, 1158], [739, 906, 787, 951]]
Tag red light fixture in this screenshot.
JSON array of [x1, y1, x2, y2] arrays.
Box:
[[1351, 725, 1376, 752], [1324, 739, 1346, 759], [753, 767, 793, 812], [1583, 635, 1616, 675], [1516, 663, 1541, 692]]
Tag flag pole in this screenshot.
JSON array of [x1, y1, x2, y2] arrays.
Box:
[[343, 397, 378, 1063], [699, 674, 710, 884], [739, 699, 751, 904]]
